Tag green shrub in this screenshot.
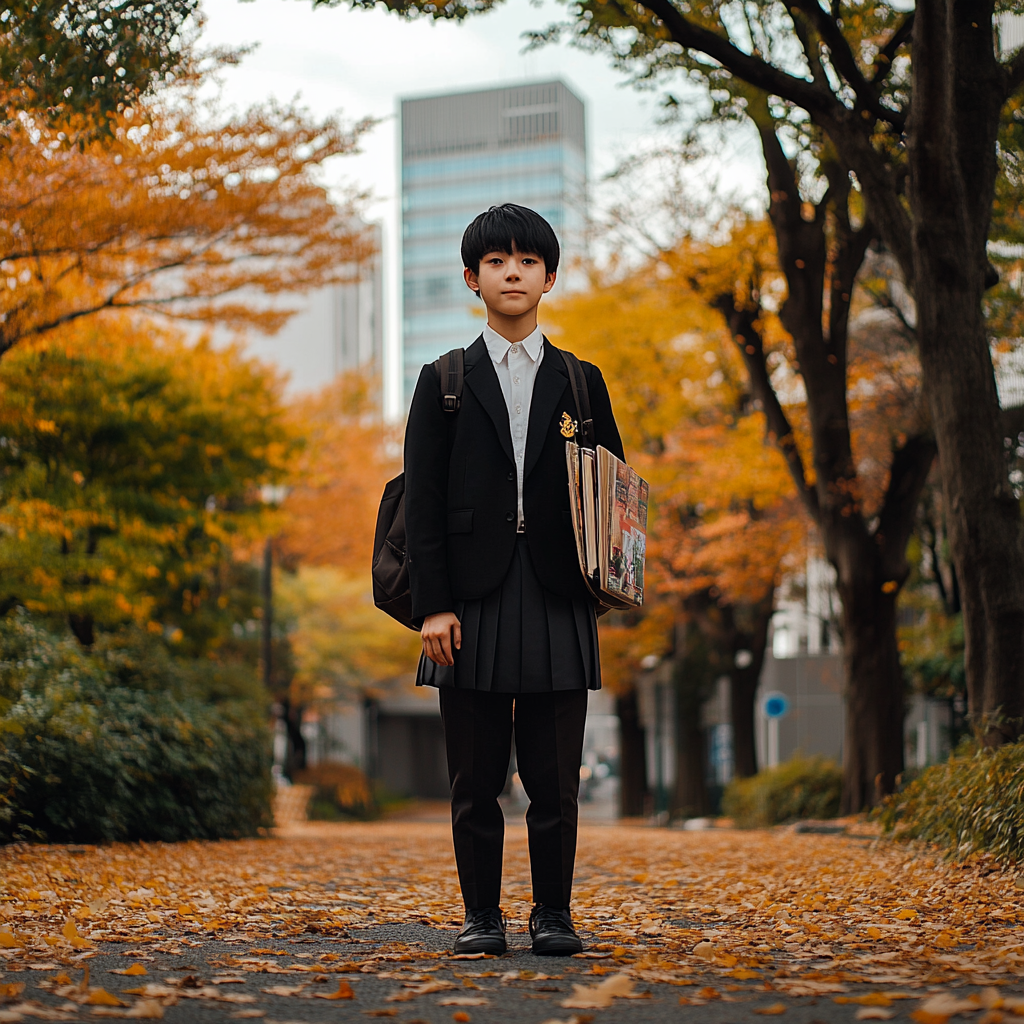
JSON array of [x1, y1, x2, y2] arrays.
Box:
[[879, 740, 1024, 864], [723, 754, 843, 828], [0, 614, 273, 843], [295, 763, 376, 821]]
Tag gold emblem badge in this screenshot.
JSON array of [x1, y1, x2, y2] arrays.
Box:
[[559, 411, 578, 438]]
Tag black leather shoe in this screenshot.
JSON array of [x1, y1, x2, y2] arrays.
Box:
[[529, 904, 583, 956], [453, 907, 506, 955]]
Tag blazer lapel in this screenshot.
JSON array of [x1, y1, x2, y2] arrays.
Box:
[[524, 338, 569, 480], [464, 335, 515, 465]]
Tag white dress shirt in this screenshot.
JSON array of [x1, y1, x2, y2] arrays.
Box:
[[482, 323, 545, 530]]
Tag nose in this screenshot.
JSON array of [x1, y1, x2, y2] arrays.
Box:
[[505, 260, 522, 280]]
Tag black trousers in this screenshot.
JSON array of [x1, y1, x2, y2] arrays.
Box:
[[439, 687, 588, 910]]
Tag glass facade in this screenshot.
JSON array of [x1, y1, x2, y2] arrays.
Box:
[[400, 81, 588, 401]]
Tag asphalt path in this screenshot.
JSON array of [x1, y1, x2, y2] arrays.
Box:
[[0, 920, 1014, 1023]]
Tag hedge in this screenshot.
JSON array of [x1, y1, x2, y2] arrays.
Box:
[[879, 740, 1024, 864], [0, 614, 273, 843], [722, 754, 843, 828]]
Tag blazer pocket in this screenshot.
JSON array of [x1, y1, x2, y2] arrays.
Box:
[[447, 508, 474, 534]]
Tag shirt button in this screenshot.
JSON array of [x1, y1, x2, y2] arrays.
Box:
[[513, 376, 520, 385], [506, 511, 515, 522], [511, 345, 519, 355], [515, 404, 522, 414]]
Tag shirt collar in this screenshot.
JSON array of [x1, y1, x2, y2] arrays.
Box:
[[483, 323, 544, 364]]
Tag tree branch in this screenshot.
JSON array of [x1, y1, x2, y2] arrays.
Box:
[[877, 433, 938, 571], [712, 294, 821, 521], [1005, 46, 1024, 97], [870, 11, 914, 85], [788, 0, 906, 129], [638, 0, 840, 119]]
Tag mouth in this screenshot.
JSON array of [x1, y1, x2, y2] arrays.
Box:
[[503, 290, 526, 297]]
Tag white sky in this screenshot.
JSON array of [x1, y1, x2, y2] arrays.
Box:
[[198, 0, 766, 410]]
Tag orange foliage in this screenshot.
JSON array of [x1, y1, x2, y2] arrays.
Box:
[[281, 373, 400, 573], [545, 246, 806, 689], [0, 90, 375, 357], [276, 374, 422, 696]]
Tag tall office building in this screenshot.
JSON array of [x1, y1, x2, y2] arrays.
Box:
[[400, 81, 588, 400]]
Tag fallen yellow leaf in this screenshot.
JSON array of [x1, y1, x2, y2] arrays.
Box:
[[754, 1003, 788, 1015], [112, 964, 149, 977], [836, 994, 894, 1007], [0, 932, 20, 948], [0, 983, 25, 998], [85, 988, 127, 1006], [561, 974, 634, 1009], [315, 979, 354, 1000]]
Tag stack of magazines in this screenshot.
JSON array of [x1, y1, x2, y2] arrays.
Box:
[[566, 441, 648, 609]]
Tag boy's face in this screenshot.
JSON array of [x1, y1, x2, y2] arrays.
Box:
[[464, 247, 556, 319]]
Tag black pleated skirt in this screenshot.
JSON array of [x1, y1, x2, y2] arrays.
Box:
[[416, 533, 601, 692]]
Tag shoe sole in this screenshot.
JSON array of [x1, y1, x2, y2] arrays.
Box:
[[531, 941, 583, 956], [452, 940, 507, 955]]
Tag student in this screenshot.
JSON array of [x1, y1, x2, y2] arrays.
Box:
[[404, 203, 624, 956]]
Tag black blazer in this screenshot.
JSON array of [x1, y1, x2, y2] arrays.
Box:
[[404, 335, 625, 622]]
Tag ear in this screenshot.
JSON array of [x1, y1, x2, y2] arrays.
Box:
[[464, 267, 480, 294], [542, 270, 557, 294]]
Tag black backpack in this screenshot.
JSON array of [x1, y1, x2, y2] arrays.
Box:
[[372, 349, 465, 630], [371, 345, 593, 630]]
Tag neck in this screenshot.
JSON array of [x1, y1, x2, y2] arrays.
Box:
[[485, 306, 539, 344]]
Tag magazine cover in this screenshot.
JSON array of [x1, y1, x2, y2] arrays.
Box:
[[598, 447, 648, 607], [568, 441, 647, 609]]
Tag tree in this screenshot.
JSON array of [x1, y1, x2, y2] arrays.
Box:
[[274, 373, 422, 773], [0, 314, 295, 651], [545, 246, 804, 812], [0, 0, 201, 124], [0, 88, 375, 359], [334, 0, 1024, 768]]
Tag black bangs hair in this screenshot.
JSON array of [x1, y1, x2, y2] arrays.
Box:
[[461, 203, 560, 274]]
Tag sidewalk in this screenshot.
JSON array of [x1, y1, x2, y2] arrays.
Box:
[[0, 822, 1021, 1021]]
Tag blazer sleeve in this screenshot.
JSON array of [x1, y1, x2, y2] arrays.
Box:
[[583, 361, 626, 462], [404, 361, 454, 624]]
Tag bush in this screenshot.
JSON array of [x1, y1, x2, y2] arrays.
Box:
[[723, 754, 843, 828], [879, 740, 1024, 864], [296, 763, 376, 821], [0, 614, 273, 843]]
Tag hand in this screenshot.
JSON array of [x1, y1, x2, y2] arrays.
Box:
[[422, 612, 461, 667]]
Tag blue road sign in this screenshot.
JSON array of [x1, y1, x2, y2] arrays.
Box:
[[763, 691, 790, 719]]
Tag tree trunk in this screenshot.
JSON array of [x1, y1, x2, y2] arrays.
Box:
[[836, 571, 905, 812], [282, 698, 307, 779], [68, 612, 95, 647], [908, 1, 1024, 741], [671, 680, 708, 819], [729, 589, 775, 779], [616, 689, 649, 817], [670, 619, 715, 818]]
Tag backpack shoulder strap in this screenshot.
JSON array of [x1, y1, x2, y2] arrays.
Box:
[[435, 348, 465, 414], [558, 347, 595, 449]]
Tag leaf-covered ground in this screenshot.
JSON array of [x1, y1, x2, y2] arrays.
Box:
[[1, 819, 1022, 1022]]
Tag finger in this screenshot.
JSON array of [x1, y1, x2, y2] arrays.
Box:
[[425, 634, 442, 667], [453, 620, 462, 651], [424, 636, 440, 665], [439, 630, 454, 666]]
